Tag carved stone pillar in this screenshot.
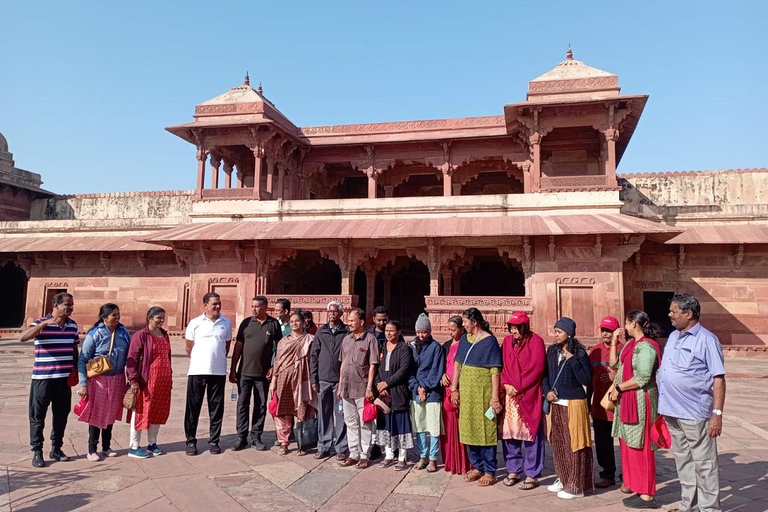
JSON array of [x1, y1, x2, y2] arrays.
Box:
[[254, 242, 268, 295], [530, 133, 542, 192], [441, 268, 453, 296], [365, 267, 376, 323], [252, 147, 264, 199], [223, 158, 233, 189], [382, 270, 392, 306], [210, 154, 221, 189], [442, 168, 453, 197], [452, 183, 462, 196], [266, 157, 274, 196], [383, 185, 395, 198], [285, 172, 294, 200], [236, 163, 244, 188], [603, 128, 619, 177], [426, 241, 440, 297], [196, 148, 207, 197], [365, 168, 380, 199], [276, 163, 285, 200]]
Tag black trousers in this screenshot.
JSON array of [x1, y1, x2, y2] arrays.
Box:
[[236, 375, 269, 441], [593, 418, 617, 479], [29, 378, 71, 452], [88, 424, 114, 453], [184, 375, 226, 445]]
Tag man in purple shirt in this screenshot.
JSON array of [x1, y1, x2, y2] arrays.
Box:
[[658, 294, 726, 512]]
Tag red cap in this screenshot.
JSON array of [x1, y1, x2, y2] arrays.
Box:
[[600, 316, 620, 331], [507, 311, 530, 325]]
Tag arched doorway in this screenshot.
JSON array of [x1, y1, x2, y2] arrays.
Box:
[[268, 251, 341, 294], [387, 256, 429, 331], [457, 256, 525, 296], [0, 261, 27, 327]]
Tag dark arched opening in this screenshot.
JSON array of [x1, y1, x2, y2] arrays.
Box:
[[268, 251, 341, 295], [0, 261, 27, 327], [458, 257, 525, 296], [388, 256, 429, 331]]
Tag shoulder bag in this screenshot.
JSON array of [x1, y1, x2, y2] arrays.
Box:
[[86, 330, 115, 378], [542, 356, 567, 415]]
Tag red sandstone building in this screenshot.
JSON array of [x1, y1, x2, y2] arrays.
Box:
[[1, 51, 766, 350]]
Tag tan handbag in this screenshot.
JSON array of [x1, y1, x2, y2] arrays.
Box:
[[600, 388, 616, 412], [86, 330, 115, 378], [123, 385, 137, 410]]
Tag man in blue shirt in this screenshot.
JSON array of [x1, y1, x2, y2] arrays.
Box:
[[658, 294, 726, 512]]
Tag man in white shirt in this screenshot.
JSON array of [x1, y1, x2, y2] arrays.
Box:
[[184, 292, 232, 456]]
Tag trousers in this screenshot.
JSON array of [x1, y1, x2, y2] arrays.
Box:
[[416, 432, 440, 461], [236, 375, 269, 440], [29, 378, 71, 452], [593, 418, 617, 479], [343, 397, 374, 460], [129, 413, 161, 449], [184, 375, 225, 445], [88, 424, 113, 453], [317, 381, 348, 454], [467, 444, 498, 474], [501, 421, 546, 478], [666, 416, 721, 512]]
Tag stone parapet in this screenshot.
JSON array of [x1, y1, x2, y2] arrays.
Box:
[[28, 190, 195, 222], [263, 294, 359, 325], [425, 296, 533, 339]]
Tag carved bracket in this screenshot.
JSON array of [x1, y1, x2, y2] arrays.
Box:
[[594, 235, 602, 262], [100, 252, 111, 272], [235, 242, 246, 264], [633, 251, 641, 270], [16, 255, 32, 278], [616, 235, 645, 263], [173, 247, 194, 270], [137, 252, 148, 271], [734, 243, 744, 270], [34, 254, 47, 271], [62, 252, 75, 271], [677, 245, 685, 271], [548, 236, 556, 262], [198, 243, 211, 265]]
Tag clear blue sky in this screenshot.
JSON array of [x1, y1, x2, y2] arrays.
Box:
[[2, 1, 766, 194]]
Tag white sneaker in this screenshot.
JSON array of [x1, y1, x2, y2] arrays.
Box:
[[557, 490, 584, 500], [547, 478, 563, 493]]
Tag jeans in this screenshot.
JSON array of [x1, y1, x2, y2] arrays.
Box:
[[416, 432, 440, 461]]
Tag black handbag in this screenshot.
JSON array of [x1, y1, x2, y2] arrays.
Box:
[[295, 418, 319, 451]]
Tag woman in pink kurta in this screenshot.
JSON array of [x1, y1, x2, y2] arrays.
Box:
[[439, 315, 471, 474], [500, 312, 547, 490]]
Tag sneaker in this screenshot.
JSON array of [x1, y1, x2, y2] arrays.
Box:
[[547, 478, 563, 493], [557, 490, 584, 500], [231, 439, 249, 452], [87, 452, 101, 462], [251, 437, 267, 451], [209, 443, 222, 455], [623, 494, 660, 509], [128, 447, 150, 459], [147, 444, 164, 456], [185, 443, 198, 456], [32, 451, 45, 468], [49, 448, 69, 462], [102, 449, 118, 458]]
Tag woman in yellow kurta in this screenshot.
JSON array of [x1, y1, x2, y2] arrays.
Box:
[[449, 308, 502, 487]]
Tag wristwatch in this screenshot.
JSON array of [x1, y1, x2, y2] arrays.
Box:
[[615, 385, 623, 398], [712, 409, 723, 416]]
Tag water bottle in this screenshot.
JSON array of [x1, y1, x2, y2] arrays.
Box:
[[230, 385, 237, 402], [338, 400, 343, 414]]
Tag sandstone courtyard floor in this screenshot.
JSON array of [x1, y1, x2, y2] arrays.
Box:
[[1, 339, 766, 512]]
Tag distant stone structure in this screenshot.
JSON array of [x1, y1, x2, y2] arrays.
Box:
[[0, 50, 765, 352]]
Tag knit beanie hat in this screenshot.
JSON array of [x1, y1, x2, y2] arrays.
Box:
[[415, 313, 432, 332], [554, 317, 576, 338]]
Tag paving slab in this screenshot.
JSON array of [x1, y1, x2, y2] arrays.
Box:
[[212, 472, 314, 512], [286, 463, 357, 509], [153, 474, 246, 511], [394, 465, 452, 497], [251, 459, 310, 489]]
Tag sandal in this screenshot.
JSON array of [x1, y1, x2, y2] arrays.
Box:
[[379, 458, 395, 468], [277, 446, 288, 455], [518, 479, 539, 491], [426, 461, 438, 473], [477, 473, 496, 487], [296, 450, 307, 457], [464, 469, 483, 482], [394, 461, 408, 471], [503, 473, 521, 487], [414, 458, 428, 470], [356, 459, 370, 469]]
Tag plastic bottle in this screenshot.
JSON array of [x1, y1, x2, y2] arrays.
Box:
[[230, 385, 238, 402], [338, 399, 343, 414]]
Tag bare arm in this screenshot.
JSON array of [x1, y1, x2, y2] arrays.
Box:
[[365, 363, 376, 401], [450, 362, 462, 407], [229, 341, 243, 383], [709, 376, 726, 438], [185, 339, 194, 356], [491, 372, 501, 413], [19, 319, 52, 342]]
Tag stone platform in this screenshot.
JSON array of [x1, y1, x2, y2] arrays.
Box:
[[1, 339, 766, 512]]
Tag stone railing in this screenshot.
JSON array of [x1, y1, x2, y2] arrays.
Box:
[[201, 188, 273, 200], [264, 294, 359, 326], [540, 175, 617, 190], [425, 296, 533, 338]]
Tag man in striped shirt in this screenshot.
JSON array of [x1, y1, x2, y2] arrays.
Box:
[[20, 292, 79, 468]]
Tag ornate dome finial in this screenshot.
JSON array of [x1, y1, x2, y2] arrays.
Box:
[[244, 72, 250, 86], [257, 82, 263, 94], [566, 45, 573, 60]]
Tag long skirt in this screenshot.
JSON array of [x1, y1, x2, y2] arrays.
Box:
[[78, 374, 125, 429], [374, 410, 414, 451], [134, 335, 172, 429], [550, 403, 594, 495], [620, 394, 656, 496], [440, 393, 470, 474]]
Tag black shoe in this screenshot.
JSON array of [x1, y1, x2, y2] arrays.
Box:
[[209, 443, 222, 455], [185, 443, 198, 456], [49, 448, 69, 462], [251, 436, 267, 451], [623, 494, 660, 510], [32, 451, 45, 468], [231, 439, 249, 452]]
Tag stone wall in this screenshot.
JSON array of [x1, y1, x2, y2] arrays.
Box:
[[29, 190, 196, 222]]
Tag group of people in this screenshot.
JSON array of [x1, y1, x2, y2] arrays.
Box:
[[22, 291, 726, 512]]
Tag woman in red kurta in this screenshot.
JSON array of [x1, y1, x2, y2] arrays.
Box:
[[500, 312, 547, 490], [439, 315, 471, 474], [126, 307, 173, 458]]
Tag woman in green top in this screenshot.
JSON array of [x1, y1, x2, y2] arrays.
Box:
[[450, 308, 502, 487], [607, 310, 662, 510]]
